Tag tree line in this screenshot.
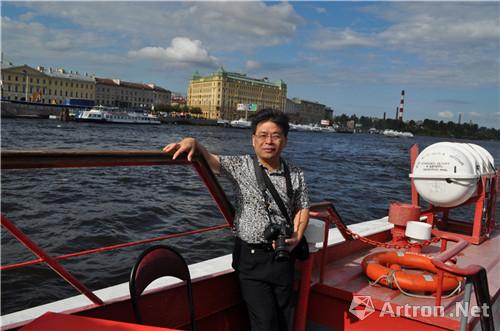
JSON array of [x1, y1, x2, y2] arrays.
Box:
[[153, 104, 202, 115], [334, 114, 500, 140]]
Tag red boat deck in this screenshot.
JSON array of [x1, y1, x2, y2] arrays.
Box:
[[308, 230, 500, 330], [2, 150, 498, 331]]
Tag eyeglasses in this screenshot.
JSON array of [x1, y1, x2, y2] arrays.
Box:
[[255, 132, 283, 142]]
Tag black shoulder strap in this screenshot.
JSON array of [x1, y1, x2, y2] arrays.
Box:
[[253, 157, 293, 225]]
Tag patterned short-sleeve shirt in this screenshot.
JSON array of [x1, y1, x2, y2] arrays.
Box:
[[219, 154, 309, 243]]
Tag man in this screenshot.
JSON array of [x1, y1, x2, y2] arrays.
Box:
[[163, 109, 309, 331]]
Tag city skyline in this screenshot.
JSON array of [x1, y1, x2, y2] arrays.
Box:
[[2, 1, 499, 128]]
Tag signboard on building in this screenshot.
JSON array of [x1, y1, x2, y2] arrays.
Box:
[[237, 103, 258, 112]]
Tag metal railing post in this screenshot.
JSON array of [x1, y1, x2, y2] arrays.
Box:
[[1, 214, 104, 305]]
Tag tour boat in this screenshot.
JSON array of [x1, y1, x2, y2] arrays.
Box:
[[1, 142, 498, 331], [229, 118, 252, 128], [75, 105, 161, 125], [383, 129, 414, 138]]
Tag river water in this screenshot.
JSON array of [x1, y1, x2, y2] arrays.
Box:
[[1, 118, 499, 314]]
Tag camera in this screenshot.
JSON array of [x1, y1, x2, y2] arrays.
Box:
[[263, 223, 290, 262]]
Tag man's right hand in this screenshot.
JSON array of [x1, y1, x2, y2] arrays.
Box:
[[162, 137, 221, 174], [163, 137, 197, 161]]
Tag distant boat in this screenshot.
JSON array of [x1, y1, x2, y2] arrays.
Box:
[[229, 118, 251, 129], [75, 106, 161, 125], [319, 126, 336, 133], [217, 119, 230, 127], [382, 129, 414, 137], [290, 123, 334, 132]]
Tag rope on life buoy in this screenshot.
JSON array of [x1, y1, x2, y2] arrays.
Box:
[[369, 270, 463, 299], [362, 251, 463, 297]]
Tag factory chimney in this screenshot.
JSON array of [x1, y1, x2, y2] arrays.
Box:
[[398, 90, 405, 121]]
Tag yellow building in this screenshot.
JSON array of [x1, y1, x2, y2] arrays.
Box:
[[1, 63, 95, 104], [187, 67, 287, 120]]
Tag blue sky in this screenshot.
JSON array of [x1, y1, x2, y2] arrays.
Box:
[[2, 1, 499, 128]]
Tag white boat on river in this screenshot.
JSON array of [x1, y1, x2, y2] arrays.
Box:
[[229, 118, 251, 128], [382, 129, 414, 137], [290, 123, 335, 132], [75, 106, 161, 125]]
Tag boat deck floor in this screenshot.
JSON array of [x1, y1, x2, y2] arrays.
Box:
[[313, 230, 499, 328]]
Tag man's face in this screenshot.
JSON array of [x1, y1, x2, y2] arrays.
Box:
[[252, 121, 287, 163]]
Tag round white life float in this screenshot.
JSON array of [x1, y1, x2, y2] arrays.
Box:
[[411, 142, 495, 207]]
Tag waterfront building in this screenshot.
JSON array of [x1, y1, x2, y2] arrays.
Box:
[[95, 78, 171, 110], [187, 67, 287, 120], [285, 98, 333, 124], [171, 94, 187, 107], [1, 62, 95, 104]]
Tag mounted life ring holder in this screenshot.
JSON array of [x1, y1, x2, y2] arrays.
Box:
[[361, 251, 463, 297]]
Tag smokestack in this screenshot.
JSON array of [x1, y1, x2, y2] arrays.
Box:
[[383, 112, 386, 120], [395, 106, 399, 120], [398, 90, 405, 121], [458, 113, 462, 125]]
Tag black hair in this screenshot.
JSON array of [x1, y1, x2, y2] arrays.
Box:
[[251, 108, 290, 137]]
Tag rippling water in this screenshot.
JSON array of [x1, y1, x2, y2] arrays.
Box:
[[1, 118, 499, 314]]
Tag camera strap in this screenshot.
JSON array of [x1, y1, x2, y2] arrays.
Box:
[[253, 157, 293, 226]]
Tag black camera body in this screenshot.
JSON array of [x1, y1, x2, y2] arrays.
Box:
[[263, 223, 291, 262]]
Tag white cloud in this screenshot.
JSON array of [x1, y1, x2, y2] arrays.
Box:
[[245, 60, 261, 70], [129, 37, 217, 67], [19, 11, 36, 21], [308, 28, 376, 49], [15, 2, 303, 52], [316, 7, 327, 14], [1, 16, 109, 57], [467, 112, 481, 117], [307, 3, 499, 87], [313, 3, 499, 56], [438, 111, 454, 119]]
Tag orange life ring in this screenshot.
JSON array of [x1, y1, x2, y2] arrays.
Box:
[[361, 251, 463, 293]]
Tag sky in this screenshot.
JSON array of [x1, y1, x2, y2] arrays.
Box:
[[2, 1, 499, 129]]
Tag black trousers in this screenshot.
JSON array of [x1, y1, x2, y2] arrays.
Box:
[[233, 238, 295, 331]]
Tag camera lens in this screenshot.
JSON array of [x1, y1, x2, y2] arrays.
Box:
[[263, 224, 290, 262], [275, 237, 289, 262]]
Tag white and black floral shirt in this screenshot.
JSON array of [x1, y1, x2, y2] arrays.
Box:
[[219, 155, 309, 243]]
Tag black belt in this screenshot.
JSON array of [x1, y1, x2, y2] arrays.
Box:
[[236, 237, 273, 251]]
